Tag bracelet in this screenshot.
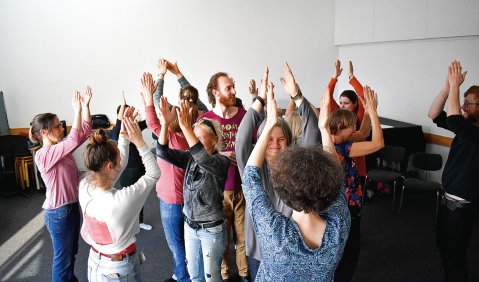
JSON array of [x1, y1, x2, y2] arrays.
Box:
[[253, 96, 265, 107], [291, 90, 303, 101]]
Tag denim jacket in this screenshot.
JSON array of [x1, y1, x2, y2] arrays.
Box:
[[157, 141, 230, 222]]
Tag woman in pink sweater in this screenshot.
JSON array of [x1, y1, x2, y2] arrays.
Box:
[[31, 88, 92, 282]]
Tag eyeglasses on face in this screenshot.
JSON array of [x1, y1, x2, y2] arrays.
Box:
[[463, 101, 479, 107]]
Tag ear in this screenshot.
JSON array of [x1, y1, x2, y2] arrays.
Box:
[[105, 161, 114, 172]]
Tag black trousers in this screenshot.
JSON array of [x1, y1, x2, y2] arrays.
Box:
[[436, 202, 477, 282], [335, 206, 361, 282]]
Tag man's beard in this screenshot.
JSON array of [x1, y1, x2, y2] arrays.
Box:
[[219, 95, 236, 107]]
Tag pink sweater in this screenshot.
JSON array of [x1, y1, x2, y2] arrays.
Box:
[[36, 120, 92, 209], [145, 106, 188, 204]]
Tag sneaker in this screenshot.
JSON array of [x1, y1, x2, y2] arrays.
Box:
[[140, 223, 152, 231]]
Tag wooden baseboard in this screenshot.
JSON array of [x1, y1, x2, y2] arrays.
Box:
[[423, 133, 452, 148]]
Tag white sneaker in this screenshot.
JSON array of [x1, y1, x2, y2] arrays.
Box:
[[140, 223, 152, 231]]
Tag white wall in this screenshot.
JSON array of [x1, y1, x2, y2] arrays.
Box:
[[0, 0, 336, 129], [334, 0, 479, 181]]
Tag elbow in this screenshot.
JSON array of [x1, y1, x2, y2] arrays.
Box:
[[377, 140, 385, 150], [427, 111, 436, 120]]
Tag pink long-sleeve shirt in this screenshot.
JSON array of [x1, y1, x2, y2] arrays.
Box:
[[36, 120, 92, 209], [145, 105, 188, 204]]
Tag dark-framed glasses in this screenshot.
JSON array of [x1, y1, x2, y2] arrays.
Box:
[[463, 101, 479, 107]]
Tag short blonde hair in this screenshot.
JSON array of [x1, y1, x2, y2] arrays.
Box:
[[194, 118, 223, 151]]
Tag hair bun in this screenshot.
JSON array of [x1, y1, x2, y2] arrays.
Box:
[[89, 129, 109, 145]]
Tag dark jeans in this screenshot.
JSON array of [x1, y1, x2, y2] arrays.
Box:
[[335, 206, 361, 282], [247, 256, 261, 282], [436, 202, 478, 282], [44, 202, 80, 282], [159, 198, 189, 282], [118, 167, 146, 223]]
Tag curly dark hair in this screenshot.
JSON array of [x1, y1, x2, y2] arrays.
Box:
[[206, 72, 229, 107], [269, 145, 342, 214]]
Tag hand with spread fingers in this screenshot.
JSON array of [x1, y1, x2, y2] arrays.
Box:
[[176, 100, 193, 130], [280, 62, 300, 98], [158, 96, 176, 126]]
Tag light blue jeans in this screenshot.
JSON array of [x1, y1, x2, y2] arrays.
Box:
[[87, 248, 141, 282], [44, 202, 80, 282], [159, 198, 189, 282], [184, 222, 227, 282]]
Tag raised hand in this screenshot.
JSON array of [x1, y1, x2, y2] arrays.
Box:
[[265, 82, 278, 130], [349, 61, 354, 79], [333, 60, 343, 79], [158, 59, 168, 77], [318, 89, 331, 130], [176, 100, 193, 130], [72, 91, 81, 112], [258, 67, 269, 100], [141, 72, 157, 105], [121, 91, 126, 106], [448, 60, 467, 88], [249, 79, 258, 97], [166, 61, 182, 77], [280, 62, 300, 97], [363, 86, 378, 113], [123, 116, 145, 148], [81, 86, 92, 107], [158, 96, 176, 126]]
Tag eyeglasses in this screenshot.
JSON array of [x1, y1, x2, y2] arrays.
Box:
[[463, 101, 479, 107]]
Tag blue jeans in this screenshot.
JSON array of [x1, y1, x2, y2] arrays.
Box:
[[159, 198, 189, 282], [184, 222, 227, 282], [246, 256, 260, 282], [44, 202, 81, 282], [87, 248, 141, 282]]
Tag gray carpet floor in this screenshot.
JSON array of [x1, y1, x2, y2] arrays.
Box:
[[0, 187, 478, 281]]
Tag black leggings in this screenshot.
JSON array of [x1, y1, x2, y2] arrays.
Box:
[[335, 206, 361, 282]]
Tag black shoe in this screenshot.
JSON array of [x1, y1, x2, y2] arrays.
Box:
[[163, 278, 176, 282], [240, 275, 252, 282]]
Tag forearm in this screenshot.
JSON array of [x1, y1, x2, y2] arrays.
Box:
[[246, 125, 270, 168], [182, 126, 199, 148], [369, 110, 384, 148], [328, 78, 340, 111], [428, 88, 449, 119], [153, 79, 165, 106], [447, 84, 461, 116], [71, 110, 81, 130], [81, 105, 91, 123], [349, 113, 371, 142], [159, 123, 169, 145]]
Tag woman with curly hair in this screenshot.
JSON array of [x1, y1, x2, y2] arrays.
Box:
[[79, 108, 160, 281], [242, 78, 350, 281]]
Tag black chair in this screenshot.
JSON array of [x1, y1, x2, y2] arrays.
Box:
[[365, 145, 406, 209], [399, 152, 443, 220], [0, 135, 32, 197]]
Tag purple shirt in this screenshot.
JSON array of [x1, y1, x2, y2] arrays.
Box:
[[36, 120, 92, 209], [198, 108, 246, 190]]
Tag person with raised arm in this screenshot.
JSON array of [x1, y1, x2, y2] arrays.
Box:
[[156, 97, 230, 282], [236, 67, 294, 281], [31, 87, 92, 282], [79, 107, 160, 281], [429, 61, 478, 282], [242, 78, 350, 281], [199, 71, 249, 281], [329, 86, 384, 282], [154, 59, 209, 114], [110, 92, 152, 231], [142, 69, 197, 282]]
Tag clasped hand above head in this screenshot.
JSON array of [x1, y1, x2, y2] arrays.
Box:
[[120, 106, 145, 148]]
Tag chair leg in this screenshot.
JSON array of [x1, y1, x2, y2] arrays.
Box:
[[399, 185, 405, 213], [435, 191, 439, 224], [392, 181, 396, 211]]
